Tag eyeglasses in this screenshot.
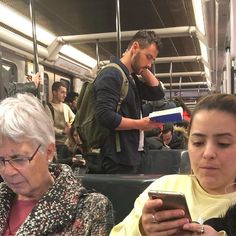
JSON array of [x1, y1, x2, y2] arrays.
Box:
[[0, 144, 41, 171]]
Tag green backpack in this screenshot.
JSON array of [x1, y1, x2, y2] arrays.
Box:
[[74, 63, 129, 155]]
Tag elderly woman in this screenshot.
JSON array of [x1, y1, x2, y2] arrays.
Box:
[[0, 93, 114, 235], [110, 93, 236, 236]]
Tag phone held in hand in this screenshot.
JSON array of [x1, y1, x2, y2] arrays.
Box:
[[75, 154, 83, 161], [148, 190, 192, 221]]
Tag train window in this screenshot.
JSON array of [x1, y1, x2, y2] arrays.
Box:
[[0, 59, 17, 100], [60, 78, 71, 92]]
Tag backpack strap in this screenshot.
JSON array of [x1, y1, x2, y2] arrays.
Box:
[[99, 63, 129, 152]]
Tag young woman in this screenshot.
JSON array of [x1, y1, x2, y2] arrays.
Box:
[[110, 93, 236, 236]]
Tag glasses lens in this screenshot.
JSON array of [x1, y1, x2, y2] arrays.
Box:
[[10, 157, 29, 169]]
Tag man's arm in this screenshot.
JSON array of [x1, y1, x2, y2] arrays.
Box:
[[116, 116, 162, 131]]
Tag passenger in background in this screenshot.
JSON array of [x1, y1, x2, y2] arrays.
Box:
[[94, 30, 165, 174], [161, 123, 188, 149], [142, 97, 177, 117], [66, 124, 87, 174], [174, 97, 192, 123], [145, 128, 170, 150], [0, 93, 114, 235], [110, 93, 236, 236], [145, 123, 187, 151], [3, 72, 53, 120], [64, 91, 79, 114], [49, 81, 75, 161]]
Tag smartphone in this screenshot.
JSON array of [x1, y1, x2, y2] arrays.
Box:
[[75, 154, 83, 161], [148, 190, 192, 221]]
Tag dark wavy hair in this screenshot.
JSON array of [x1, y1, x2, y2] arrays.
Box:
[[127, 30, 162, 51]]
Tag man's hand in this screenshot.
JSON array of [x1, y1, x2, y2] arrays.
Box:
[[140, 69, 159, 86], [30, 72, 41, 87]]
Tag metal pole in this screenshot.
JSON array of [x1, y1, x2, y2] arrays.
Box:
[[226, 48, 231, 94], [0, 44, 3, 99], [116, 0, 121, 58], [179, 76, 182, 97], [29, 0, 39, 73], [29, 0, 41, 100], [95, 40, 100, 68], [152, 62, 156, 74], [169, 62, 173, 99]]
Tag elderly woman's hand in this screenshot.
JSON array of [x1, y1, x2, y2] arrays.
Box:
[[141, 198, 190, 235]]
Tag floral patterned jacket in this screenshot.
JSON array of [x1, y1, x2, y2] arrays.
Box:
[[0, 164, 114, 236]]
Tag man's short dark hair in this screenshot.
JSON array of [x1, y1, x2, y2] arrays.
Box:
[[127, 30, 162, 51], [162, 123, 174, 134], [65, 92, 79, 103], [52, 81, 66, 92]]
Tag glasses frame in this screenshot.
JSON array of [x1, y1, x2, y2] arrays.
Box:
[[0, 144, 41, 171]]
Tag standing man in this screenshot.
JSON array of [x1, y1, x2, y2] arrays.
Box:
[[50, 81, 75, 160], [94, 30, 165, 174]]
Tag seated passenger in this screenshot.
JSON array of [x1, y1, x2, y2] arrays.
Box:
[[65, 124, 87, 174], [110, 93, 236, 236], [0, 93, 114, 235], [145, 128, 170, 150], [173, 97, 192, 123], [161, 123, 188, 149]]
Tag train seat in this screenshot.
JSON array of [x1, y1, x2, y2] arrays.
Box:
[[76, 174, 160, 224], [76, 150, 191, 224], [144, 149, 185, 174]]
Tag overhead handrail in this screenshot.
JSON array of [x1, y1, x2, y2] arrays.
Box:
[[59, 26, 197, 44], [155, 71, 205, 78]]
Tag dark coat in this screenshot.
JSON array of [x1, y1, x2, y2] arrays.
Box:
[[94, 57, 165, 166], [0, 164, 114, 235]]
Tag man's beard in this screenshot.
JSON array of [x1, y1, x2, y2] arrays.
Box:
[[131, 52, 141, 74]]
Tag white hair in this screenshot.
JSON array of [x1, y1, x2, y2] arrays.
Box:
[[0, 93, 55, 150]]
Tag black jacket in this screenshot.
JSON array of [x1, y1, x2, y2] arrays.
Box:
[[204, 204, 236, 236]]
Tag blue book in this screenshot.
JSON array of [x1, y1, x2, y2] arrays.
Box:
[[149, 107, 183, 123]]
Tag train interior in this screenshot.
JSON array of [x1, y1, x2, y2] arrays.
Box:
[[0, 0, 235, 224], [0, 1, 235, 105]]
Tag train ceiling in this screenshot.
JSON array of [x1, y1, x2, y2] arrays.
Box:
[[0, 0, 230, 95]]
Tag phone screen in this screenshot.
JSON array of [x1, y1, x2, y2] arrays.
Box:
[[148, 190, 192, 221]]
